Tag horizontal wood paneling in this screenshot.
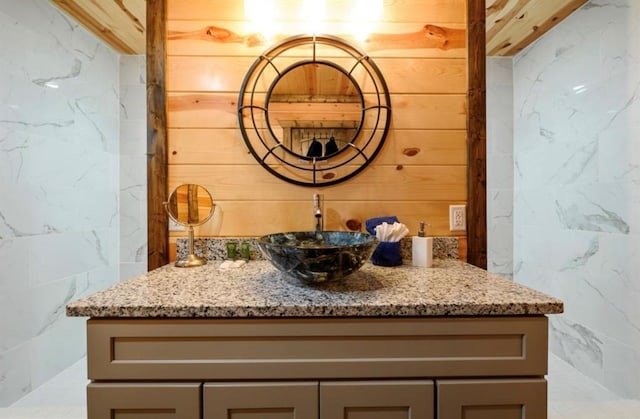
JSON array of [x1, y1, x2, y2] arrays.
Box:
[[175, 200, 466, 237], [168, 0, 468, 23], [167, 93, 467, 129], [168, 56, 467, 94], [167, 21, 467, 59], [166, 0, 469, 257], [169, 165, 466, 201], [168, 129, 467, 166]]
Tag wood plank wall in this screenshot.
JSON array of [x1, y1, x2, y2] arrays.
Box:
[[165, 0, 469, 258]]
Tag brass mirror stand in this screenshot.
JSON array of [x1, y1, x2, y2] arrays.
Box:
[[164, 184, 215, 267], [177, 225, 206, 267]]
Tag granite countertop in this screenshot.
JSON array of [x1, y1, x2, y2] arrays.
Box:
[[66, 260, 563, 318]]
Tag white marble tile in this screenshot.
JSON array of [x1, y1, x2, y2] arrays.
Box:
[[118, 55, 147, 273], [119, 262, 147, 282], [549, 316, 605, 385], [120, 84, 147, 121], [0, 0, 122, 407], [27, 316, 86, 391], [10, 357, 87, 408], [120, 120, 147, 156], [513, 0, 640, 398], [488, 189, 513, 224], [0, 344, 32, 406], [119, 55, 146, 86], [486, 57, 514, 278], [487, 116, 514, 156], [27, 230, 116, 288], [119, 177, 146, 265], [0, 239, 36, 352]]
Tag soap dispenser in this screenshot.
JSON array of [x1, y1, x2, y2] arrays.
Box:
[[412, 221, 433, 268]]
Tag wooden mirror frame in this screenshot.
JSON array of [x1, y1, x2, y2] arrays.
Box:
[[146, 0, 487, 270]]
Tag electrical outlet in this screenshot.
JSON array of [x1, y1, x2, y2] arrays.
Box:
[[449, 205, 466, 231]]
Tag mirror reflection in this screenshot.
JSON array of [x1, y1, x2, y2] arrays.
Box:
[[238, 34, 392, 187], [267, 62, 362, 158], [165, 184, 215, 268], [167, 184, 214, 226]]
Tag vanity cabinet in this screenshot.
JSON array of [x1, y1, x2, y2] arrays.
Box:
[[85, 316, 549, 419]]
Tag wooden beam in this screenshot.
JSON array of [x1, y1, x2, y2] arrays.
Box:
[[147, 0, 168, 270], [486, 0, 587, 56], [467, 0, 487, 269], [51, 0, 145, 54]]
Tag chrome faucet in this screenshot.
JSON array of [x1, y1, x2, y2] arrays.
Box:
[[313, 193, 323, 234]]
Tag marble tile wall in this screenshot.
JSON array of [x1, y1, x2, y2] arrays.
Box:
[[0, 0, 122, 406], [512, 0, 640, 398], [119, 56, 147, 280], [486, 57, 514, 279]]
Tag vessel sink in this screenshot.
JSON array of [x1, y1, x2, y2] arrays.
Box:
[[257, 231, 378, 284]]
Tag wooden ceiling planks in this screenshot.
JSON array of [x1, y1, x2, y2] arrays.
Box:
[[50, 0, 587, 57], [486, 0, 588, 56], [50, 0, 146, 54]]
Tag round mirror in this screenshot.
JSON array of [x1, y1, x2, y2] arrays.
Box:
[[267, 62, 363, 159], [238, 34, 391, 187], [165, 184, 215, 267], [166, 184, 214, 226]]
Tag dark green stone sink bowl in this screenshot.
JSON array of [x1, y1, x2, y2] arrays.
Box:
[[257, 231, 378, 284]]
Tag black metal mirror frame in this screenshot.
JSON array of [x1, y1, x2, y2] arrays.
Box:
[[238, 33, 392, 187]]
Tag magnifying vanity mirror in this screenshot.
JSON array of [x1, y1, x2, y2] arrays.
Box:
[[164, 184, 215, 267], [238, 34, 391, 186]]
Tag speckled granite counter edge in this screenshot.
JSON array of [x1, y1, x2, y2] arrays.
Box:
[[67, 301, 564, 318], [66, 259, 564, 318]]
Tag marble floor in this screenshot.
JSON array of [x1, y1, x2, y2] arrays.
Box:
[[1, 354, 639, 418]]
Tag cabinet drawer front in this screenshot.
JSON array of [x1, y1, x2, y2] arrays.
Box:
[[321, 381, 434, 419], [88, 317, 548, 380], [437, 378, 547, 419], [204, 382, 318, 419], [87, 383, 201, 419]]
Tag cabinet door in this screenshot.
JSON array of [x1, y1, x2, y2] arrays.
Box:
[[437, 379, 547, 419], [204, 382, 318, 419], [87, 383, 201, 419], [321, 380, 434, 419]]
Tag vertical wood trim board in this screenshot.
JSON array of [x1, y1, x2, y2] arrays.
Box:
[[147, 0, 169, 270], [467, 0, 487, 269]]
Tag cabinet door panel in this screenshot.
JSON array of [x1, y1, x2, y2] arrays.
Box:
[[87, 383, 201, 419], [321, 380, 434, 419], [437, 379, 546, 419], [204, 382, 318, 419]]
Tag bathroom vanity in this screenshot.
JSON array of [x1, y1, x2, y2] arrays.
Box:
[[67, 259, 563, 419]]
